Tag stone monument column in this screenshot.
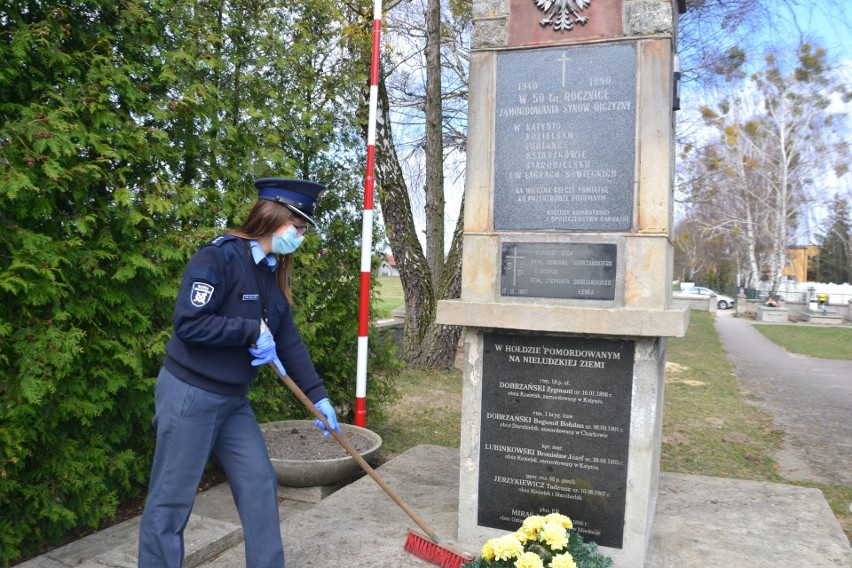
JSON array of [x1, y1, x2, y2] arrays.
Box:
[[436, 1, 689, 566]]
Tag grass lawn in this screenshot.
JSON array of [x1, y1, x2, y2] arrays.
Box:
[[374, 276, 404, 319], [753, 324, 852, 360], [369, 307, 851, 538]]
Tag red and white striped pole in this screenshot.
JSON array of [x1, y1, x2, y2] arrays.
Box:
[[355, 0, 383, 428]]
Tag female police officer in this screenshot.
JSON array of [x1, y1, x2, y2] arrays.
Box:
[[138, 178, 340, 568]]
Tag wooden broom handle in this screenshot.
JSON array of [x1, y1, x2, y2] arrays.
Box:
[[268, 362, 439, 542]]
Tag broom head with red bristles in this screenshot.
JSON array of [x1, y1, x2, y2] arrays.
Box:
[[404, 527, 476, 568]]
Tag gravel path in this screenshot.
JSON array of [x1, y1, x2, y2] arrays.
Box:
[[714, 311, 852, 486]]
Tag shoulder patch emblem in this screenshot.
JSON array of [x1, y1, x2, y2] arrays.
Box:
[[190, 281, 215, 307]]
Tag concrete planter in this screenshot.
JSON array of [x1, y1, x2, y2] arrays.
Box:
[[260, 420, 382, 487]]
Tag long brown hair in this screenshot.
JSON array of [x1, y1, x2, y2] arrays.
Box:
[[230, 200, 300, 303]]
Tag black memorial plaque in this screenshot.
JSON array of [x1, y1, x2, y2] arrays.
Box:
[[478, 333, 634, 549], [501, 242, 617, 300], [494, 42, 636, 232]]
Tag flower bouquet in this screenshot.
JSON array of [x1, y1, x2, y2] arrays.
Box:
[[463, 513, 612, 568]]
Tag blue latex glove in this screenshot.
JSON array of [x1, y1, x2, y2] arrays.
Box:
[[249, 330, 277, 367], [314, 398, 341, 437]]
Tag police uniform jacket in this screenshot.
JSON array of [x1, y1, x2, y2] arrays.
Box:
[[164, 234, 329, 403]]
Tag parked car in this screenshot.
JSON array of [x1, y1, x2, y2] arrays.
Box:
[[675, 286, 736, 310]]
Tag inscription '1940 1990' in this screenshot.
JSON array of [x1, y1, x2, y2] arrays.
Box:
[[494, 42, 636, 232]]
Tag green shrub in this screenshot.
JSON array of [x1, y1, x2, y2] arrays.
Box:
[[0, 0, 383, 562]]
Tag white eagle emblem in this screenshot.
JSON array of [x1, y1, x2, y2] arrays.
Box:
[[533, 0, 592, 32]]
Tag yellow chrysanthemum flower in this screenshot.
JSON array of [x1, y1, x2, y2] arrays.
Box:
[[539, 521, 568, 551], [480, 539, 496, 561], [515, 525, 537, 543], [491, 534, 524, 561], [520, 515, 546, 533], [514, 515, 545, 543], [514, 551, 545, 568], [550, 552, 579, 568], [543, 512, 573, 530]]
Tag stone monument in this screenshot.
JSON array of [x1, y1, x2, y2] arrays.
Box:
[[436, 1, 689, 566]]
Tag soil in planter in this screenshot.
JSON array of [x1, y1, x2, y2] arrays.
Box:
[[263, 425, 376, 461]]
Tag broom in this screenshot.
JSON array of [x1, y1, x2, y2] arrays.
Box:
[[267, 362, 476, 567]]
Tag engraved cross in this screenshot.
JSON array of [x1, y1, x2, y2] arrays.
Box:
[[558, 52, 571, 88], [506, 246, 525, 286]]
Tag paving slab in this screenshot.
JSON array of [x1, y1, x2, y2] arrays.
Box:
[[203, 444, 467, 567], [202, 445, 852, 568], [15, 514, 243, 568], [17, 445, 852, 568], [15, 517, 143, 568], [78, 515, 243, 568], [15, 480, 313, 568], [647, 473, 852, 567]]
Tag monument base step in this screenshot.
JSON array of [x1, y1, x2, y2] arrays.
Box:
[[75, 515, 243, 568]]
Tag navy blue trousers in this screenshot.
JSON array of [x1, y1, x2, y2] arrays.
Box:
[[138, 368, 284, 567]]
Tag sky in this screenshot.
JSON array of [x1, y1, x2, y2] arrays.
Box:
[[786, 1, 852, 61]]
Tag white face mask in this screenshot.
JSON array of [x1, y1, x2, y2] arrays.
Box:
[[271, 225, 305, 255]]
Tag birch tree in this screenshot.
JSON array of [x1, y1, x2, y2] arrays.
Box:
[[681, 100, 774, 288], [746, 45, 847, 292], [681, 44, 849, 292]]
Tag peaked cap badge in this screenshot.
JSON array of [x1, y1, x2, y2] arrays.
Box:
[[533, 0, 592, 32]]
